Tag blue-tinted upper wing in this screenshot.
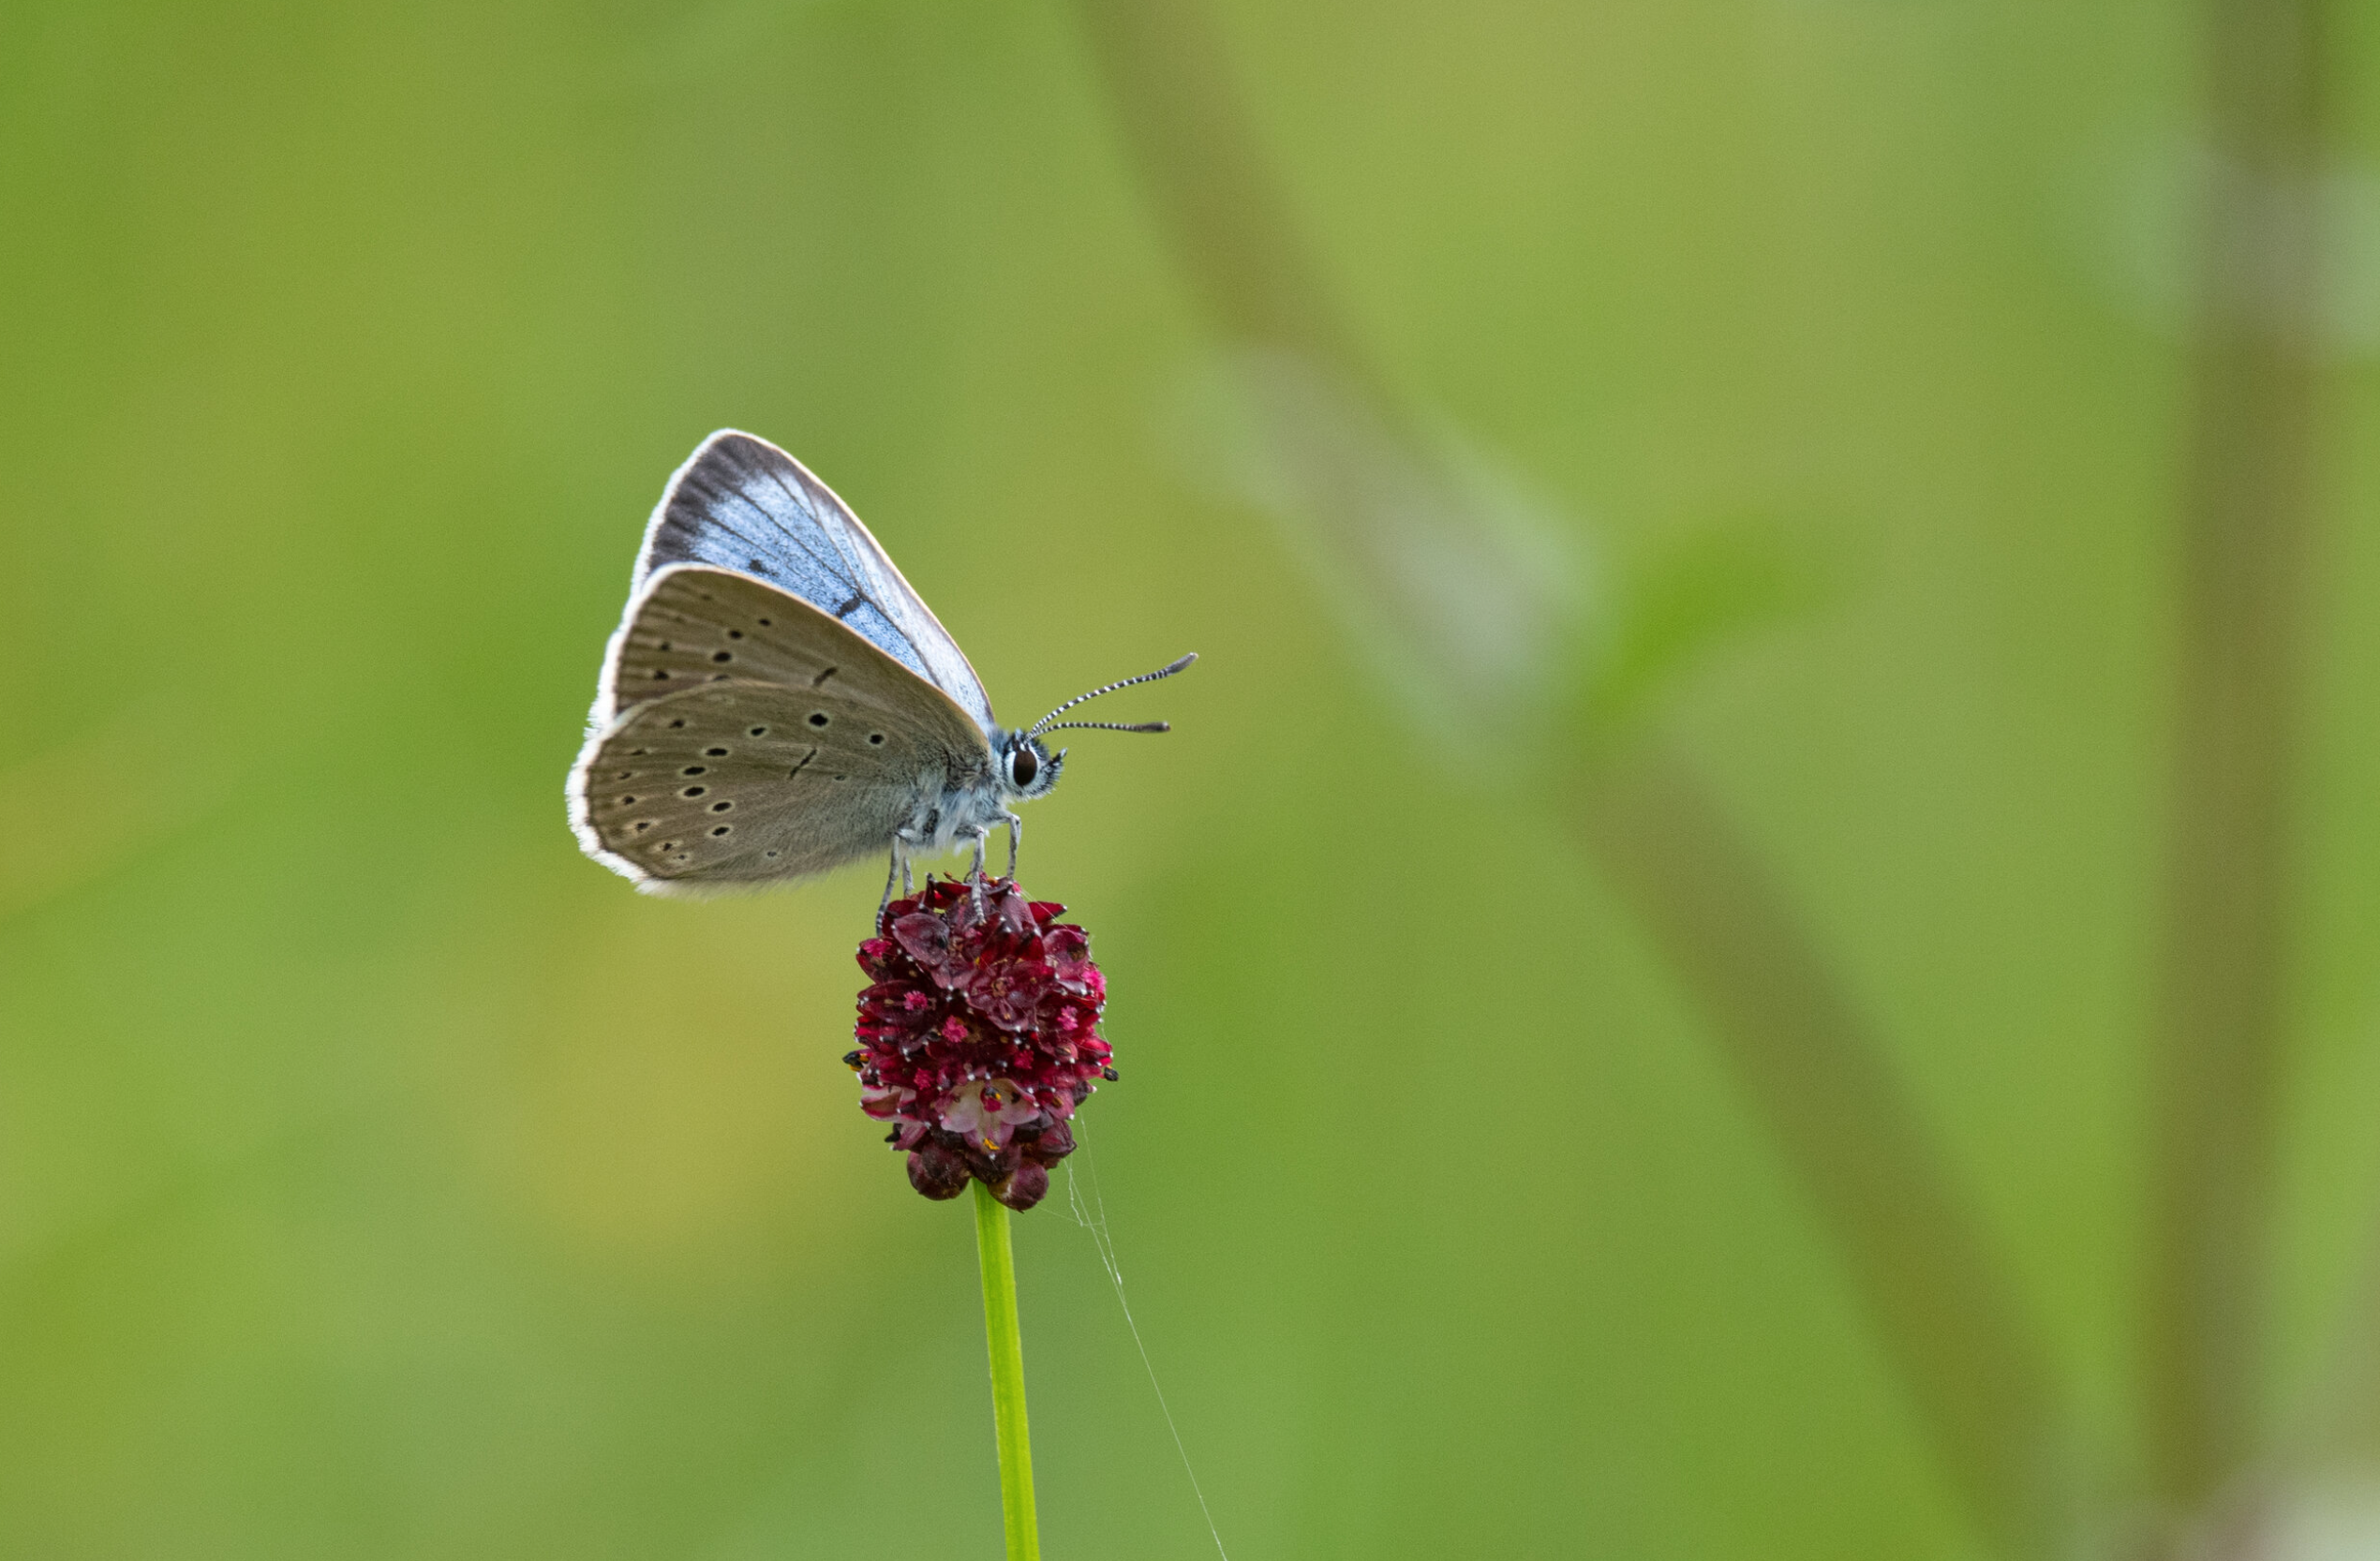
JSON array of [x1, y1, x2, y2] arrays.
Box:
[[632, 431, 997, 732]]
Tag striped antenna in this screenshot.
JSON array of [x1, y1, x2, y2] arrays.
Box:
[[1029, 653, 1197, 737]]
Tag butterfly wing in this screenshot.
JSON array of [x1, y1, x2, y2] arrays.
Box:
[[570, 565, 994, 895], [633, 430, 998, 732]]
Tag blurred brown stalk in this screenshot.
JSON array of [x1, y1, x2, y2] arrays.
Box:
[[1064, 0, 2060, 1552], [2140, 0, 2332, 1552], [1574, 743, 2061, 1552]]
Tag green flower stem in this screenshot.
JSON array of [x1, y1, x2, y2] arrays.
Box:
[[974, 1181, 1040, 1561]]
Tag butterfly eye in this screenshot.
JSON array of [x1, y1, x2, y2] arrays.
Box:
[[1009, 745, 1039, 789]]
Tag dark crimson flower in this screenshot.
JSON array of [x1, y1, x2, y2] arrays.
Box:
[[849, 874, 1112, 1211]]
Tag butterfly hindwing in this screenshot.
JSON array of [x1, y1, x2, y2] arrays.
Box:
[[637, 431, 997, 731], [570, 565, 996, 894], [572, 682, 934, 891]]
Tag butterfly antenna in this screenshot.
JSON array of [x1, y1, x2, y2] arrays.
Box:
[[1029, 653, 1197, 737]]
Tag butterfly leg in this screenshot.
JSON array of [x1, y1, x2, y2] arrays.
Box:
[[879, 847, 900, 921], [965, 833, 995, 913], [1003, 810, 1022, 879]]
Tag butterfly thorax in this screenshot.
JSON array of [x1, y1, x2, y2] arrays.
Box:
[[905, 763, 1008, 857], [900, 729, 1058, 859]]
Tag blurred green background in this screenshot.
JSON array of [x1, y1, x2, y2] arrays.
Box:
[[5, 1, 2379, 1557]]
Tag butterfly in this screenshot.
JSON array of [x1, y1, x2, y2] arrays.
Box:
[[567, 430, 1193, 901]]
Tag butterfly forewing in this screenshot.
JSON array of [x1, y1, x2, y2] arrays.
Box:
[[639, 431, 997, 731], [595, 564, 988, 741]]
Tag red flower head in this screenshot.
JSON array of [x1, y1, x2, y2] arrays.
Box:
[[847, 874, 1114, 1211]]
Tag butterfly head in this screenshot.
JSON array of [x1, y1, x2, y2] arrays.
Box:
[[1000, 731, 1064, 801], [1003, 652, 1198, 803]]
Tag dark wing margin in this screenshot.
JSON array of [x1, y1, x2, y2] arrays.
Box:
[[631, 431, 997, 732]]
